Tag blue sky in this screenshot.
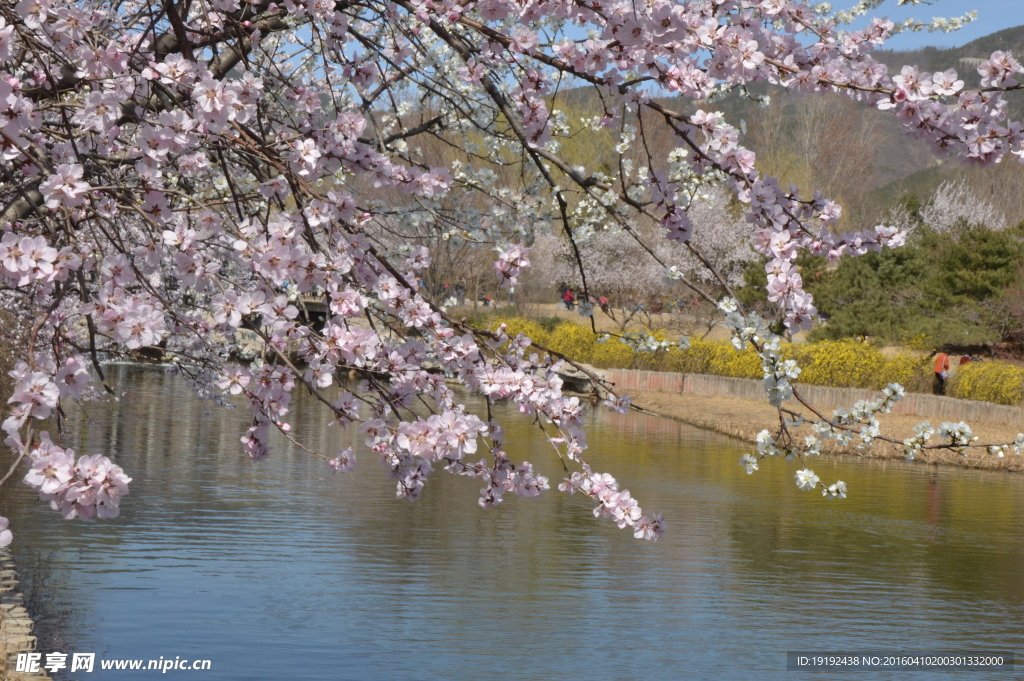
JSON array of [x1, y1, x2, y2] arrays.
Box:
[[850, 0, 1021, 51]]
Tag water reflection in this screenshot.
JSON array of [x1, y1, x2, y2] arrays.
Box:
[[2, 365, 1023, 680]]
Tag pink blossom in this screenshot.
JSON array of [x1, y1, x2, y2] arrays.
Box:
[[10, 370, 60, 419], [24, 447, 76, 495], [328, 448, 356, 472], [217, 366, 252, 395], [55, 356, 90, 400], [39, 164, 90, 210], [113, 303, 164, 349]]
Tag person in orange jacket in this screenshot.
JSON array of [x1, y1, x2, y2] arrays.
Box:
[[933, 351, 950, 395]]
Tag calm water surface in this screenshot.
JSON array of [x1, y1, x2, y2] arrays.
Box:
[[2, 366, 1023, 680]]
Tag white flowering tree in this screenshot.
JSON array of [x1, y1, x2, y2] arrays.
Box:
[[541, 185, 756, 333], [919, 178, 1009, 235], [1, 0, 1023, 545]]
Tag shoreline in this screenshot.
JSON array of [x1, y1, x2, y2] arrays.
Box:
[[631, 389, 1024, 474], [0, 549, 49, 681], [41, 362, 1024, 475]]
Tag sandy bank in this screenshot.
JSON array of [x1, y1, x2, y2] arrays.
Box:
[[632, 390, 1024, 474]]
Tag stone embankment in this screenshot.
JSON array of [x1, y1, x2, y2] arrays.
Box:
[[599, 369, 1024, 428], [562, 366, 1024, 472], [0, 549, 49, 681]]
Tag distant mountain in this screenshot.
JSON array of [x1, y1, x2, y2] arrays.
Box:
[[548, 25, 1024, 226], [703, 25, 1024, 219], [874, 24, 1024, 84], [866, 26, 1024, 221]]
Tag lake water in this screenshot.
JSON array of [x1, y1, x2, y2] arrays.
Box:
[[2, 365, 1023, 680]]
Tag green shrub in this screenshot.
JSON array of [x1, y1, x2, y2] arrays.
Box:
[[806, 224, 1024, 347], [534, 316, 565, 333]]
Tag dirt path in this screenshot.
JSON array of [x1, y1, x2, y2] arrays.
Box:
[[632, 390, 1024, 473]]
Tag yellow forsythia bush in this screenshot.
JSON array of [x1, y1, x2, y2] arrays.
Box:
[[489, 316, 638, 367], [665, 339, 761, 378], [949, 361, 1024, 405], [874, 352, 934, 394], [786, 340, 882, 388], [785, 340, 933, 391], [484, 317, 939, 395], [590, 339, 637, 368], [708, 343, 762, 378], [666, 338, 931, 390], [546, 322, 599, 363]]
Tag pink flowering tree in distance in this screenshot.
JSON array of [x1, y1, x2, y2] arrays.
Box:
[[1, 0, 1023, 545]]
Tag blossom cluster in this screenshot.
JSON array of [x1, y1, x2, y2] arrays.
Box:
[[0, 233, 77, 287], [559, 465, 664, 541], [361, 410, 552, 506], [988, 434, 1024, 459], [22, 434, 131, 520], [937, 421, 976, 454], [3, 359, 91, 449]]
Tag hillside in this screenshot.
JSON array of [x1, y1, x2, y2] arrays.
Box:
[[874, 24, 1024, 85], [690, 25, 1024, 225], [441, 25, 1024, 232]]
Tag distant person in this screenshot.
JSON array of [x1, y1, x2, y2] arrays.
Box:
[[563, 288, 575, 311], [557, 282, 568, 305], [933, 351, 950, 395], [599, 296, 609, 314], [959, 355, 972, 366]]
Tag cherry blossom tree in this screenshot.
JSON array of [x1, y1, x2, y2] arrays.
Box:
[[2, 0, 1024, 546]]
